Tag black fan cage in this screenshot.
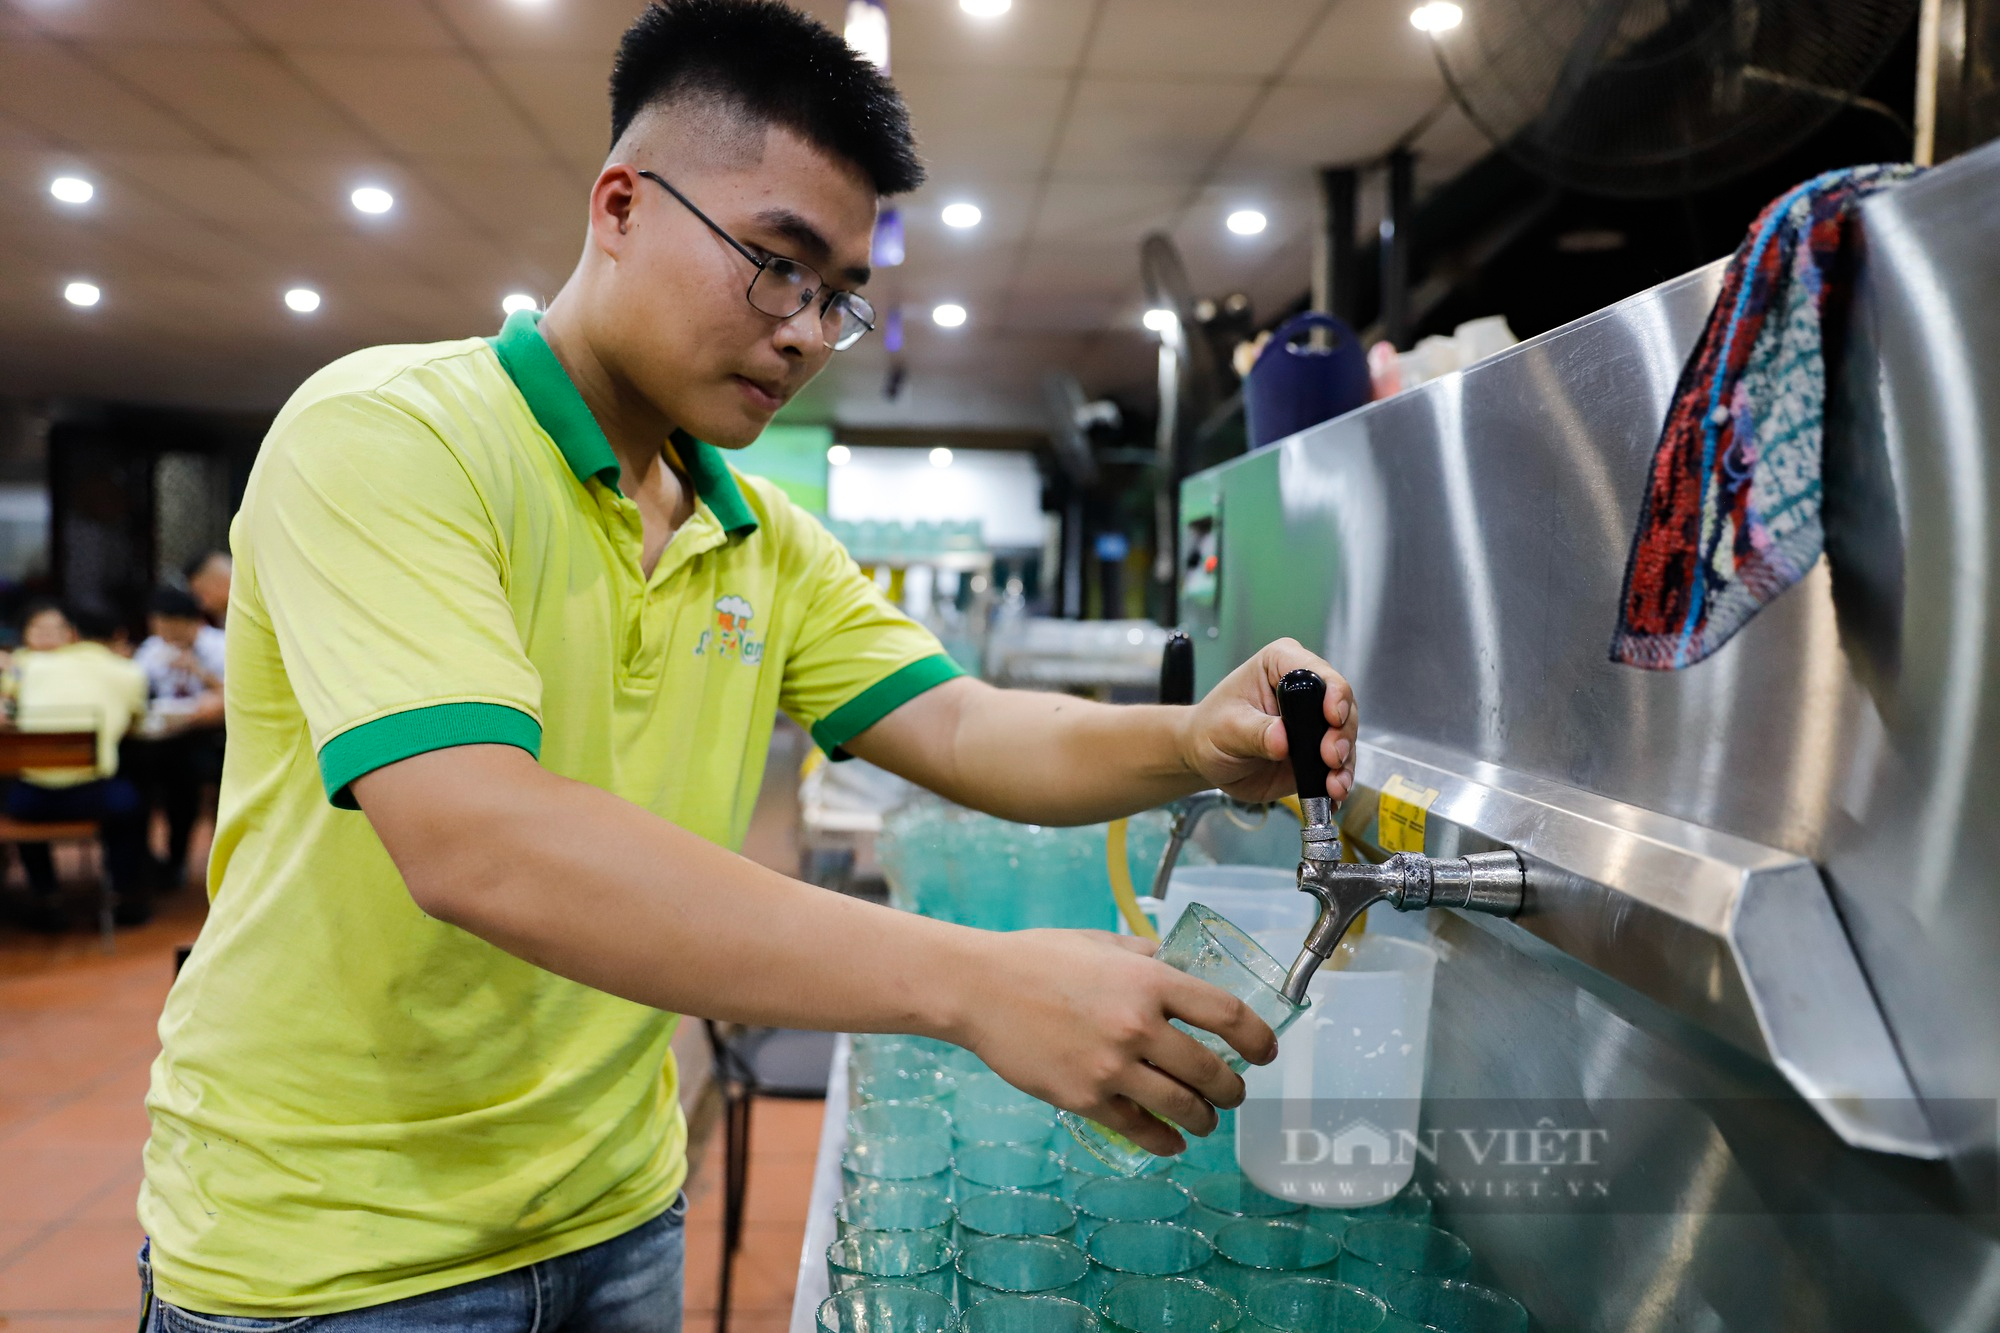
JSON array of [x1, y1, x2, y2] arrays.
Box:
[[1433, 0, 1917, 197]]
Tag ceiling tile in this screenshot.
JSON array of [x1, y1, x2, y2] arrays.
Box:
[[8, 0, 242, 45], [891, 0, 1099, 77], [0, 143, 101, 215], [888, 246, 1024, 304], [0, 110, 47, 147], [203, 0, 458, 51], [91, 149, 327, 235], [1005, 292, 1131, 334], [432, 0, 648, 56], [0, 40, 209, 150], [1051, 78, 1260, 179], [1088, 0, 1328, 79], [894, 177, 1040, 252], [416, 156, 586, 269], [1031, 176, 1186, 242], [894, 70, 1073, 177], [1223, 81, 1443, 174], [91, 46, 378, 158], [289, 51, 552, 161], [485, 55, 611, 171], [1289, 0, 1442, 84]]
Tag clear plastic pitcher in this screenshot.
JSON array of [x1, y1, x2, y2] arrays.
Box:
[[1235, 931, 1438, 1210], [1135, 865, 1318, 941], [1060, 903, 1310, 1175]]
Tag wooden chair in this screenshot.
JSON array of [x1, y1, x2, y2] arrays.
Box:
[[0, 729, 115, 950]]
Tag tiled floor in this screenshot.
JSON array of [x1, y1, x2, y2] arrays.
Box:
[[0, 874, 205, 1332], [0, 727, 826, 1331], [682, 1099, 824, 1333]]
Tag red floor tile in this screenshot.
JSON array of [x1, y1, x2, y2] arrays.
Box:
[[5, 1093, 151, 1155], [0, 1151, 138, 1227], [0, 1219, 144, 1313]]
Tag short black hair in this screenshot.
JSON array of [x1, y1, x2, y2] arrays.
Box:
[[71, 606, 121, 643], [609, 0, 924, 196], [151, 587, 205, 621], [183, 549, 229, 582]]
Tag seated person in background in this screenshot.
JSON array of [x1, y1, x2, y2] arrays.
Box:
[[132, 587, 226, 887], [135, 587, 224, 727], [185, 550, 231, 628], [11, 603, 151, 928]]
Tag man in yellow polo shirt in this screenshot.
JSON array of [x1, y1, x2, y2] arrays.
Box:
[[139, 1, 1360, 1327]]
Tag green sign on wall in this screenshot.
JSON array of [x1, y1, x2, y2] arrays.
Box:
[[728, 423, 832, 512]]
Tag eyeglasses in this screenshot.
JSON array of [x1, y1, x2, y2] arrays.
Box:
[[637, 169, 875, 352]]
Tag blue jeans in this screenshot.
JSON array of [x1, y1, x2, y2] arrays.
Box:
[[142, 1197, 685, 1333]]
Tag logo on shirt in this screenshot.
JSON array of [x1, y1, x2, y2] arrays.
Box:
[[695, 594, 763, 665]]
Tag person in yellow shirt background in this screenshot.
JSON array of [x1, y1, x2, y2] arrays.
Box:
[[8, 601, 152, 931]]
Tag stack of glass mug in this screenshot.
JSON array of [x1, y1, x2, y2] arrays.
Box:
[[875, 800, 1208, 933], [824, 1036, 1533, 1332], [826, 809, 1533, 1330]]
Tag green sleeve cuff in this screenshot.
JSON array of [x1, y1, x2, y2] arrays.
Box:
[[319, 702, 542, 809], [810, 654, 965, 760]]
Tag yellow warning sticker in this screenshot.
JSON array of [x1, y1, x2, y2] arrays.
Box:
[[1378, 773, 1440, 854]]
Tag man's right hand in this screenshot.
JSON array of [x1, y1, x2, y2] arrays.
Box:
[[944, 928, 1279, 1158]]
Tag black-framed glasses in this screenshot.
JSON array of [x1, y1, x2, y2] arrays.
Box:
[[637, 169, 875, 352]]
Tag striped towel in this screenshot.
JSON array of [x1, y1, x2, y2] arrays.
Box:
[[1610, 163, 1921, 671]]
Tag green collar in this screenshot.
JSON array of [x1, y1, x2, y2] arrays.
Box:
[[488, 309, 758, 535]]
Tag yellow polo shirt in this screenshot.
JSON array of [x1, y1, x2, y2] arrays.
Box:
[[140, 310, 960, 1315]]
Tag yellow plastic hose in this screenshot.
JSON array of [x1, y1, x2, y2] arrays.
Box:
[[1105, 795, 1359, 947], [1105, 817, 1160, 941]]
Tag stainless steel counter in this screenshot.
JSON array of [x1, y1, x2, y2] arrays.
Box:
[[1176, 139, 2000, 1328], [788, 1033, 848, 1333]]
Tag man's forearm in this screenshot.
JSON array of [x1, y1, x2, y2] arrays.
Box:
[[846, 678, 1207, 826], [355, 742, 1277, 1155], [355, 744, 995, 1036]]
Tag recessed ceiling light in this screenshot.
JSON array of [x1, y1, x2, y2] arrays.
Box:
[[49, 176, 93, 205], [284, 287, 321, 313], [960, 0, 1010, 15], [929, 447, 954, 468], [1226, 209, 1268, 236], [940, 202, 983, 229], [501, 292, 538, 315], [828, 444, 852, 466], [63, 281, 100, 307], [350, 186, 394, 215], [1142, 307, 1176, 332], [931, 303, 967, 328], [1410, 2, 1463, 32], [844, 0, 889, 70]]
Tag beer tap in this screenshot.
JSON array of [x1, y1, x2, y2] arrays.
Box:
[[1275, 668, 1526, 1005]]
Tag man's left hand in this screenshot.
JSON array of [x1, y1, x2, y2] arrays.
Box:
[[1175, 638, 1358, 804]]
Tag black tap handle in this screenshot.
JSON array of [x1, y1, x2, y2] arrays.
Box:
[[1159, 631, 1195, 707], [1278, 668, 1333, 807]]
